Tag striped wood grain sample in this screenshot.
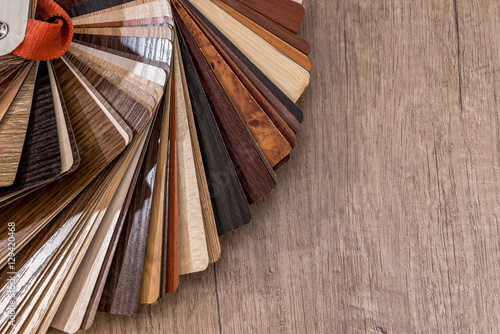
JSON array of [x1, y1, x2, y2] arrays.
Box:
[[74, 16, 175, 30], [0, 61, 62, 199], [174, 1, 291, 168], [176, 13, 276, 204], [0, 58, 129, 266], [177, 25, 251, 234], [219, 0, 310, 55], [0, 62, 37, 187], [165, 89, 178, 294], [180, 0, 303, 131], [171, 47, 209, 276], [73, 26, 174, 40], [72, 35, 172, 72], [138, 78, 172, 305], [176, 39, 220, 263], [236, 0, 305, 34], [210, 0, 311, 71], [184, 0, 309, 101], [99, 86, 171, 316], [0, 64, 31, 123], [71, 1, 172, 26], [80, 104, 164, 331]]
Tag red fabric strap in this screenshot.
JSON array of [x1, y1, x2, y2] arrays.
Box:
[[11, 0, 73, 61]]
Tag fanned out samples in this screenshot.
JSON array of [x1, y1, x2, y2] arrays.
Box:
[[0, 0, 310, 332]]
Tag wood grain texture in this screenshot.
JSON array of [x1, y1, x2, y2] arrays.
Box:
[[176, 27, 251, 234], [184, 0, 309, 102], [236, 0, 305, 34], [180, 0, 304, 131], [219, 0, 310, 55], [171, 47, 209, 276], [175, 18, 277, 204], [138, 79, 172, 305], [176, 40, 220, 263], [0, 62, 36, 187], [0, 61, 62, 199], [174, 1, 292, 168], [211, 0, 311, 71], [44, 1, 500, 333]]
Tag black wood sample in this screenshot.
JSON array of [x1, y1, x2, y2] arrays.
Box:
[[175, 15, 276, 204], [177, 28, 251, 234]]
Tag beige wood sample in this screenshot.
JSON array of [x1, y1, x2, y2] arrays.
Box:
[[175, 40, 220, 263], [70, 42, 167, 97], [73, 26, 174, 40], [187, 0, 309, 102], [72, 1, 172, 26], [171, 46, 209, 276], [68, 44, 162, 104]]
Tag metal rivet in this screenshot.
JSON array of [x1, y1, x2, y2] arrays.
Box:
[[0, 22, 8, 40]]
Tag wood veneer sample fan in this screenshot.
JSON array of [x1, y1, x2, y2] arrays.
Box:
[[0, 0, 312, 332]]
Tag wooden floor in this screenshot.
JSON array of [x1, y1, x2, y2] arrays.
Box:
[[49, 0, 500, 332]]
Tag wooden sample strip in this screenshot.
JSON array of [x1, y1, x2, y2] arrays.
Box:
[[71, 1, 172, 26], [139, 81, 172, 305], [177, 24, 251, 233], [172, 45, 209, 276], [164, 89, 178, 294], [175, 15, 276, 204], [0, 64, 30, 123], [175, 2, 291, 168], [0, 62, 37, 187], [74, 25, 174, 40], [176, 39, 220, 263], [237, 0, 305, 34], [183, 0, 309, 101]]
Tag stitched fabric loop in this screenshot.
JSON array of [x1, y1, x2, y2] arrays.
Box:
[[11, 0, 73, 61]]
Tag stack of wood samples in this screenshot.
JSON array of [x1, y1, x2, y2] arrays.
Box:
[[0, 0, 310, 333]]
